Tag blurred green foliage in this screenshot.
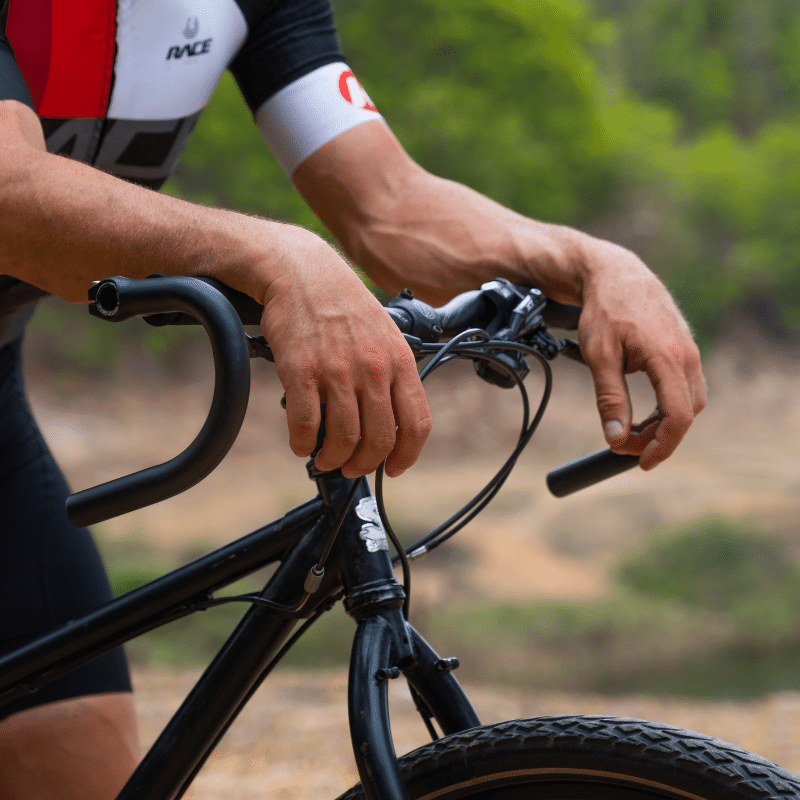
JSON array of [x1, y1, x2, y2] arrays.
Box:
[[26, 294, 204, 392], [594, 0, 800, 136], [160, 0, 800, 349], [618, 518, 800, 633], [334, 0, 618, 223], [33, 0, 800, 369]]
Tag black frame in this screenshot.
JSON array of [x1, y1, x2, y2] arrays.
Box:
[[0, 275, 630, 800], [0, 467, 480, 800]]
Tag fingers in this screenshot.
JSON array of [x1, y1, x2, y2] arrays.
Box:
[[383, 368, 433, 478], [331, 349, 431, 478], [280, 342, 431, 479], [314, 388, 366, 475], [283, 373, 323, 460], [256, 238, 431, 477], [307, 351, 365, 473], [585, 329, 706, 471], [637, 343, 706, 470], [587, 338, 634, 451], [315, 378, 397, 478], [575, 244, 707, 470]]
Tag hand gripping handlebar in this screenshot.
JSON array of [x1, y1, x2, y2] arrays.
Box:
[[143, 277, 639, 499], [381, 282, 640, 495], [68, 276, 638, 527], [65, 276, 251, 527]]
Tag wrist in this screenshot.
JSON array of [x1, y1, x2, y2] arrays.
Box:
[[192, 215, 328, 307], [515, 223, 593, 306]]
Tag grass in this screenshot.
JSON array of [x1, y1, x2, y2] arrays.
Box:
[[618, 517, 800, 621], [98, 517, 800, 700]]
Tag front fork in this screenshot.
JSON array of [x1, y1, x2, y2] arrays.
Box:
[[313, 469, 481, 800]]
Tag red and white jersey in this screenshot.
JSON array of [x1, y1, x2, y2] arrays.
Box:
[[1, 0, 381, 187], [0, 0, 382, 342]]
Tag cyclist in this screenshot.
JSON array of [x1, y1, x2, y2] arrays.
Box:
[[0, 0, 705, 797]]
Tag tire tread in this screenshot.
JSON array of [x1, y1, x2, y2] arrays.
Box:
[[337, 715, 800, 800]]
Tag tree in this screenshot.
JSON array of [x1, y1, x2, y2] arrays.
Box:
[[592, 0, 800, 137]]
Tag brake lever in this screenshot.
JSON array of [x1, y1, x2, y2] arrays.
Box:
[[245, 334, 275, 362], [557, 338, 584, 363]]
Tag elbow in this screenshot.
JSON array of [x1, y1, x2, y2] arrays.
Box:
[[0, 99, 46, 153]]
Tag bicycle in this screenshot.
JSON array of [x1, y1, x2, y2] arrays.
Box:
[[1, 274, 797, 800]]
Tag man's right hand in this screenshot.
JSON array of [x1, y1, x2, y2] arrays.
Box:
[[254, 232, 432, 479], [1, 100, 431, 479], [573, 240, 706, 471]]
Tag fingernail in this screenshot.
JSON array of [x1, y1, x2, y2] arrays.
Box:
[[604, 420, 624, 441]]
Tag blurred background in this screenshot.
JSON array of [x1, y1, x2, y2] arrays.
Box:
[[23, 0, 800, 704]]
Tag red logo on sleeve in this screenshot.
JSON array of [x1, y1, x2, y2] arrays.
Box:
[[338, 70, 378, 113]]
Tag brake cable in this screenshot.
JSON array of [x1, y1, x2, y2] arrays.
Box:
[[376, 332, 554, 619]]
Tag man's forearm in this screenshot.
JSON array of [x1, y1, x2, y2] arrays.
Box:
[[0, 100, 317, 305], [344, 172, 596, 306], [295, 119, 705, 470], [293, 119, 599, 305]]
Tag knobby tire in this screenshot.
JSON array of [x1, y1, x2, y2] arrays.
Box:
[[337, 715, 800, 800]]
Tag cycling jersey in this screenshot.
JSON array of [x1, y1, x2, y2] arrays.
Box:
[[0, 0, 382, 345]]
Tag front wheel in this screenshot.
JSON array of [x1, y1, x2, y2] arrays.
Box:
[[337, 715, 800, 800]]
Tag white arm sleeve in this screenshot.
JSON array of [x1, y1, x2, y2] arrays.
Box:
[[255, 62, 382, 177]]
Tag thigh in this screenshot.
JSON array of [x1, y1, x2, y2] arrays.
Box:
[[0, 338, 132, 716], [0, 692, 140, 800]]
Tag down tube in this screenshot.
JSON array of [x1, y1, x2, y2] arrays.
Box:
[[116, 511, 329, 800], [118, 600, 298, 800]]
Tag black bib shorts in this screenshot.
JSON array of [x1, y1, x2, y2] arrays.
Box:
[[0, 337, 131, 718]]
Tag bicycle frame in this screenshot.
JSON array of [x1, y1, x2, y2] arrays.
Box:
[[0, 465, 480, 800], [0, 275, 635, 800]]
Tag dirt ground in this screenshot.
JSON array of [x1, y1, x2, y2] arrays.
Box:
[[24, 322, 800, 796], [133, 667, 800, 800]]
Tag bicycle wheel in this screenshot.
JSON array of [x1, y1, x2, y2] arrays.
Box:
[[337, 715, 800, 800]]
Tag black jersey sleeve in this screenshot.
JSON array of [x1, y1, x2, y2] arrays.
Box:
[[0, 1, 34, 109], [230, 0, 346, 113]]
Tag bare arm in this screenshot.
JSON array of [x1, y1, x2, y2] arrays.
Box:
[[0, 100, 431, 478], [0, 100, 316, 303], [293, 120, 706, 470]]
